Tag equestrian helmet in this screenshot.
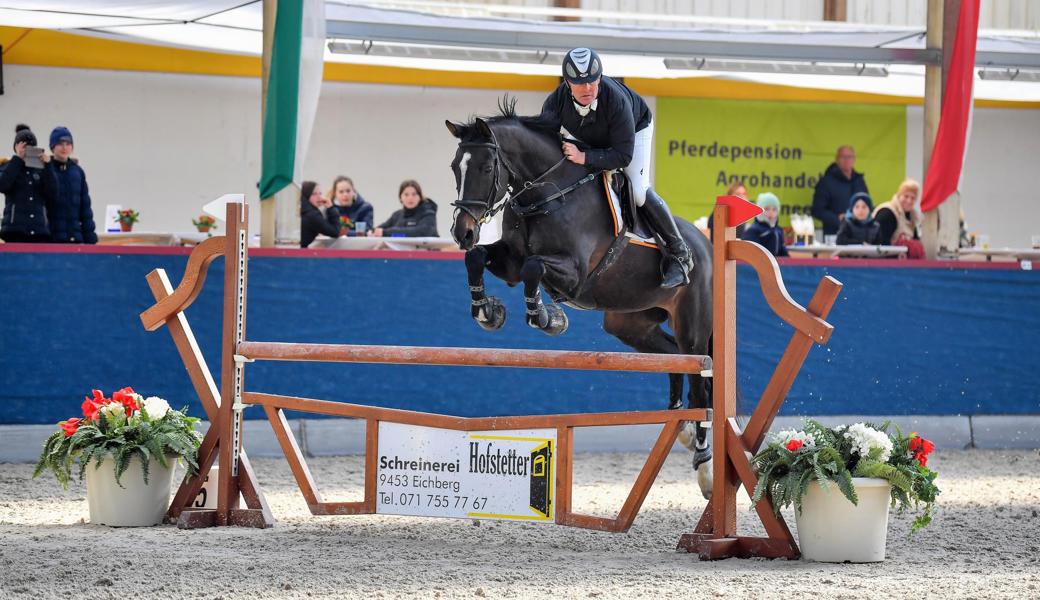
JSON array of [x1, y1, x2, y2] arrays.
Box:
[[562, 48, 602, 84]]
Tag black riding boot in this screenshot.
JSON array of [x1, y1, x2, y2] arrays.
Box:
[[643, 188, 693, 288]]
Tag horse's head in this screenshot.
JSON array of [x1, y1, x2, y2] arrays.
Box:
[[446, 117, 511, 251]]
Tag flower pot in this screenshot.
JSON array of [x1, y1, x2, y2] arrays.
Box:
[[196, 225, 211, 233], [795, 477, 891, 562], [84, 455, 176, 526], [119, 222, 133, 232]]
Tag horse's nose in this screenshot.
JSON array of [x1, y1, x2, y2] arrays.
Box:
[[460, 228, 475, 250]]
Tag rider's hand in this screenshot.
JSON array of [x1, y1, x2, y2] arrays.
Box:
[[14, 142, 26, 159], [562, 142, 586, 166]]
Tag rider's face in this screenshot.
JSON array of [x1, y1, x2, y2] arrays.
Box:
[[568, 78, 600, 107]]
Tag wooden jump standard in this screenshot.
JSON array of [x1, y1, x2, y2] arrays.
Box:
[[140, 198, 840, 561]]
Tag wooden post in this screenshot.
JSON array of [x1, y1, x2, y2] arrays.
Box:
[[260, 0, 277, 247], [216, 202, 248, 524], [711, 204, 737, 537]]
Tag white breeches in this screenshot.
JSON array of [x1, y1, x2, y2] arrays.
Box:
[[625, 120, 653, 207]]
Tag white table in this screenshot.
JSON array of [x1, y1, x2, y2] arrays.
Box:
[[786, 244, 909, 259], [309, 236, 459, 251], [957, 247, 1040, 262], [97, 231, 219, 246]]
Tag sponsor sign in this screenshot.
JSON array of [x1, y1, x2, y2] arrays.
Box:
[[655, 97, 906, 228], [376, 422, 555, 522]]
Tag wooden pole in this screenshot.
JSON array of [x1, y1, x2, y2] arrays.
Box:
[[711, 205, 737, 538], [260, 0, 276, 247]]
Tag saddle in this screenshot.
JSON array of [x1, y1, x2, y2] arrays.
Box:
[[602, 171, 658, 249]]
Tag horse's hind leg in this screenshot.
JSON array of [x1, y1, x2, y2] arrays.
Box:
[[602, 310, 683, 410], [465, 242, 514, 331], [672, 301, 714, 499], [520, 257, 568, 336]]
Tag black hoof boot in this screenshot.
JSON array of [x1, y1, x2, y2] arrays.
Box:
[[692, 445, 712, 471]]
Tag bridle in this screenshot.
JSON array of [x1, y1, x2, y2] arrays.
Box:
[[451, 131, 581, 238]]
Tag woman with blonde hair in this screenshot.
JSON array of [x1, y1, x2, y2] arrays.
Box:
[[326, 175, 374, 236], [873, 178, 924, 258], [708, 179, 749, 240]]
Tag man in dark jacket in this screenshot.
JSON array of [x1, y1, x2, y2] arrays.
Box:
[[0, 124, 57, 243], [812, 145, 869, 236], [538, 48, 692, 288], [46, 126, 97, 243]]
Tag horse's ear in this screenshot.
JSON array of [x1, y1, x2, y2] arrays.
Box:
[[475, 117, 493, 139], [445, 120, 465, 138]]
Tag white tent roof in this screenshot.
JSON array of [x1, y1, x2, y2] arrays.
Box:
[[3, 1, 1040, 101]]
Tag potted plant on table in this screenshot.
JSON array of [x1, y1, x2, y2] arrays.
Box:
[[33, 387, 202, 526], [752, 420, 939, 562], [192, 214, 218, 234], [339, 215, 355, 236], [117, 209, 140, 232]]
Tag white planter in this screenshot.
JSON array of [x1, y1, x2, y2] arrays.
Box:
[[795, 477, 891, 563], [85, 455, 176, 526]]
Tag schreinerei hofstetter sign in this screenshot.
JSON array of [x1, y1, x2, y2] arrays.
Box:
[[376, 422, 555, 522]]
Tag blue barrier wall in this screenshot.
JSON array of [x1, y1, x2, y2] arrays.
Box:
[[1, 248, 1037, 424]]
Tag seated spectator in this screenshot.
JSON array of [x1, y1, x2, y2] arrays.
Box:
[[708, 180, 748, 240], [812, 145, 869, 236], [873, 178, 924, 258], [0, 124, 57, 243], [299, 180, 340, 248], [741, 192, 789, 257], [836, 192, 881, 245], [328, 175, 374, 236], [370, 179, 438, 238], [46, 126, 97, 244]]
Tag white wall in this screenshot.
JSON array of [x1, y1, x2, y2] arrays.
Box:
[[1, 65, 1037, 246], [906, 105, 1040, 247]]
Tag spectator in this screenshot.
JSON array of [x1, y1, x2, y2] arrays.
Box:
[[328, 175, 374, 236], [370, 179, 438, 238], [46, 126, 97, 244], [836, 192, 881, 245], [873, 178, 924, 258], [299, 180, 340, 248], [0, 124, 57, 243], [741, 192, 789, 257], [812, 145, 869, 236], [708, 180, 748, 240]]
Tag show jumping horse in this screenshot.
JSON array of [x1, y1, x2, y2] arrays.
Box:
[[446, 100, 715, 498]]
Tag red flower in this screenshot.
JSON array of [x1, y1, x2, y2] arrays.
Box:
[[112, 387, 139, 414], [909, 435, 936, 456], [915, 452, 929, 467], [61, 417, 82, 437], [82, 389, 107, 421], [785, 439, 804, 452]]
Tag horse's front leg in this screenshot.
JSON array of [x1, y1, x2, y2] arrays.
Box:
[[465, 243, 512, 331], [520, 256, 568, 336]]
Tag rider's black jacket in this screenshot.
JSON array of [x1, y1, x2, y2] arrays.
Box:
[[538, 76, 652, 172]]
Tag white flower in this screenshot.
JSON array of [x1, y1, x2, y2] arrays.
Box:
[[843, 423, 893, 461], [773, 428, 817, 449], [143, 396, 171, 420], [100, 402, 125, 418]]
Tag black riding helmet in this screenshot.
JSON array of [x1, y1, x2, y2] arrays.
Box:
[[562, 48, 602, 84]]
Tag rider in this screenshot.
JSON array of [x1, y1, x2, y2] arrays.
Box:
[[539, 47, 693, 288]]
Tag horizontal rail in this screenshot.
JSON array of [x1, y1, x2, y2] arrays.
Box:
[[244, 392, 711, 429], [237, 341, 712, 374]]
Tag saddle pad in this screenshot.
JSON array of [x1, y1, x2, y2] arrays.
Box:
[[601, 173, 658, 249]]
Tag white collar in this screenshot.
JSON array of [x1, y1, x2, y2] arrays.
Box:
[[573, 98, 598, 117]]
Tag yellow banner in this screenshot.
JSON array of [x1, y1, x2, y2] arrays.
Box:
[[654, 98, 906, 227]]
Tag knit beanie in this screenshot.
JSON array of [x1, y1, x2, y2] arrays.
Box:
[[756, 192, 780, 226], [49, 126, 73, 150], [13, 124, 36, 150], [846, 192, 874, 220]]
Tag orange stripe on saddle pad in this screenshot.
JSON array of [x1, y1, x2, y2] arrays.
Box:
[[601, 174, 658, 249]]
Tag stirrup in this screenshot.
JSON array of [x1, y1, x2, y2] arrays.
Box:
[[661, 255, 691, 288]]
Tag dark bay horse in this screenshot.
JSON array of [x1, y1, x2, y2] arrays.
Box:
[[446, 102, 714, 497]]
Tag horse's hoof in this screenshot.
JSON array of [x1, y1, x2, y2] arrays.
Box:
[[476, 297, 506, 331], [676, 421, 697, 450], [542, 304, 569, 336], [696, 457, 713, 500]]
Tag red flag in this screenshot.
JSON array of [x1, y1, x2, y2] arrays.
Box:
[[921, 0, 980, 212]]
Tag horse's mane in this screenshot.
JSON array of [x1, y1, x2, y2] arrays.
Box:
[[462, 96, 559, 141]]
